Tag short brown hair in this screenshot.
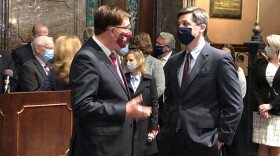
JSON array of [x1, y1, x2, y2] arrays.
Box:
[[129, 32, 153, 55], [94, 5, 130, 35]]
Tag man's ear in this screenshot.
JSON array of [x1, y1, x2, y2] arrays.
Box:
[[199, 24, 207, 33]]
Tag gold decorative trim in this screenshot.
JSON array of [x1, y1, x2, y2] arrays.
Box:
[[16, 102, 71, 154], [0, 108, 5, 117], [17, 103, 70, 114]]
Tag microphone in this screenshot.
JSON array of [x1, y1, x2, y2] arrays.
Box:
[[3, 69, 13, 94]]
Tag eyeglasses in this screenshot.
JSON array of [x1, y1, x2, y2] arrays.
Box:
[[39, 45, 53, 50], [115, 25, 132, 31]]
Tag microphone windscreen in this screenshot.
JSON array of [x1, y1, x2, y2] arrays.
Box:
[[4, 69, 13, 77]]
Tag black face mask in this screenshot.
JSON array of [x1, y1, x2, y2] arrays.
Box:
[[177, 27, 195, 46]]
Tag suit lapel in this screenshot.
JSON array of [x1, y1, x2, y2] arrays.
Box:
[[87, 38, 129, 96], [33, 59, 47, 77], [134, 76, 147, 95], [175, 51, 186, 91], [273, 64, 280, 87], [181, 44, 209, 92]]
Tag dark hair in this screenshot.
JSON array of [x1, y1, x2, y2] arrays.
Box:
[[129, 32, 153, 55], [177, 7, 209, 37], [94, 5, 130, 35], [220, 44, 238, 69]]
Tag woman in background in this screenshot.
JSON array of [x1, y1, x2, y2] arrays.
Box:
[[129, 32, 165, 97], [124, 49, 159, 156], [252, 34, 280, 156], [38, 35, 81, 91], [220, 44, 247, 98]]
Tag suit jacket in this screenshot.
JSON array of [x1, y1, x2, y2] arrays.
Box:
[[19, 58, 49, 91], [125, 73, 158, 156], [0, 51, 18, 93], [38, 70, 70, 91], [159, 43, 243, 156], [69, 37, 132, 156], [12, 43, 35, 74], [145, 55, 165, 97], [252, 59, 280, 115]]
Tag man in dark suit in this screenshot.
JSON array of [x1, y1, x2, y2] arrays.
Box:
[[19, 35, 53, 91], [158, 7, 244, 156], [154, 32, 176, 128], [0, 50, 17, 93], [69, 5, 151, 156], [12, 23, 49, 78]]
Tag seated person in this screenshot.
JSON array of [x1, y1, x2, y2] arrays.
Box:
[[38, 35, 81, 91], [19, 36, 54, 92]]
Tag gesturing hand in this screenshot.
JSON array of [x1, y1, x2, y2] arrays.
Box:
[[126, 94, 151, 119]]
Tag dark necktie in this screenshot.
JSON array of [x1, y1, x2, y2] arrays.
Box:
[[181, 52, 190, 89], [109, 53, 124, 84]]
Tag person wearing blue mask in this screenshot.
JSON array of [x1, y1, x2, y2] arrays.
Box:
[[38, 35, 81, 91], [154, 32, 176, 66], [19, 35, 54, 91], [158, 7, 243, 156]]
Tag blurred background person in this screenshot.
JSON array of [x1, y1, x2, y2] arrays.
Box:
[[252, 34, 280, 156], [19, 36, 54, 92], [83, 27, 94, 42], [0, 50, 18, 94], [154, 32, 176, 128], [12, 23, 49, 77], [38, 35, 82, 91], [220, 44, 247, 98], [124, 49, 159, 156], [129, 32, 165, 97], [154, 32, 176, 66]]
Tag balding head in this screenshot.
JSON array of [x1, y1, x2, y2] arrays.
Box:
[[32, 23, 49, 39]]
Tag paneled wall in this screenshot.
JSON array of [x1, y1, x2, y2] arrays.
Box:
[[0, 0, 86, 51]]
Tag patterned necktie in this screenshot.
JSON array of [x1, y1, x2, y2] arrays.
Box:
[[43, 65, 50, 75], [109, 53, 124, 84]]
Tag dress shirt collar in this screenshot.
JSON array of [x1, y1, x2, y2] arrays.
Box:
[[35, 55, 46, 68], [159, 51, 173, 61], [186, 40, 206, 61], [92, 35, 112, 59]]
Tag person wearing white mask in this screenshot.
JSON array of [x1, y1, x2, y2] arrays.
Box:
[[19, 35, 54, 91], [124, 49, 159, 156], [252, 34, 280, 156]]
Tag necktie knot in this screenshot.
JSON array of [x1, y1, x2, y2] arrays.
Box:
[[109, 53, 116, 62], [43, 64, 50, 75], [109, 53, 125, 84]]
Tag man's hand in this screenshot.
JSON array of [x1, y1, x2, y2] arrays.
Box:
[[126, 94, 151, 119], [217, 140, 224, 150]]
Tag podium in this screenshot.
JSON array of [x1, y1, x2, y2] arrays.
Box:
[[0, 91, 72, 156]]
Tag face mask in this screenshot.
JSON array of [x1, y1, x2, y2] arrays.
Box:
[[265, 45, 274, 58], [177, 27, 195, 46], [44, 49, 54, 61], [113, 28, 133, 48], [126, 63, 138, 72], [119, 44, 129, 56], [153, 45, 166, 58]]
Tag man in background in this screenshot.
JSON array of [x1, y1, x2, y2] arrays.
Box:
[[12, 23, 49, 79], [19, 36, 54, 92]]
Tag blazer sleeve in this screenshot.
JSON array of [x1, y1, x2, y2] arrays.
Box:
[[19, 62, 38, 91], [152, 60, 165, 97], [149, 77, 159, 130], [38, 71, 54, 91], [217, 54, 244, 145], [70, 50, 126, 124]]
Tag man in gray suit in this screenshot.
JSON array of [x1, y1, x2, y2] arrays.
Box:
[[158, 7, 244, 156], [69, 5, 151, 156]]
